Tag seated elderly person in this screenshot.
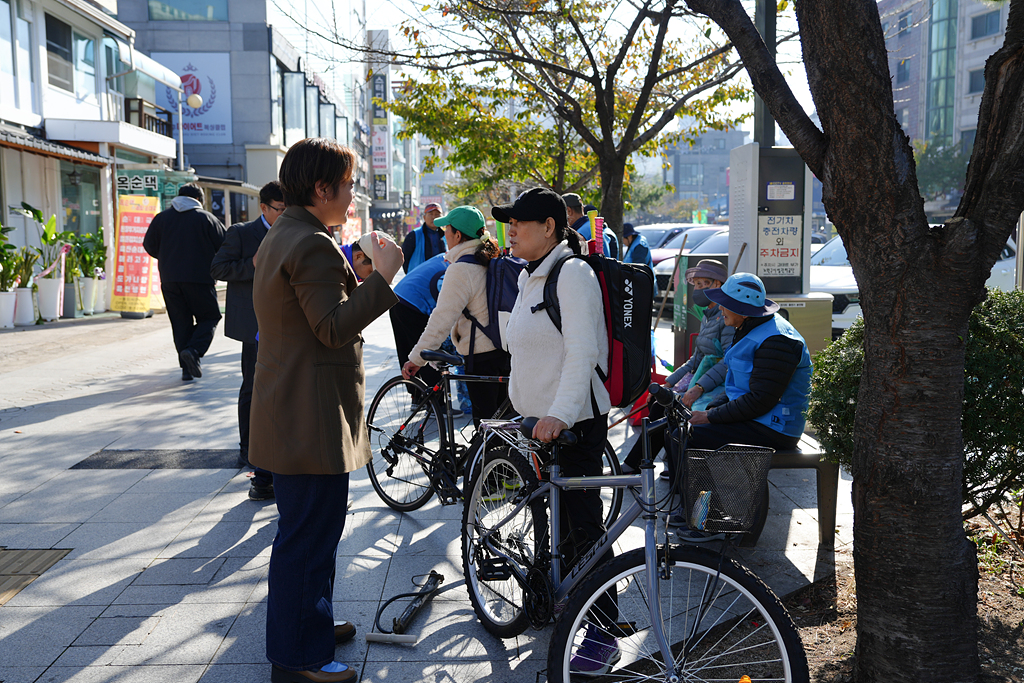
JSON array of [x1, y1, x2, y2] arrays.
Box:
[[673, 272, 812, 535]]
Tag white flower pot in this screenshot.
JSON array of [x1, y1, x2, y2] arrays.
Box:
[[14, 287, 35, 325], [81, 277, 97, 315], [94, 278, 107, 313], [0, 291, 15, 329], [37, 277, 62, 321]]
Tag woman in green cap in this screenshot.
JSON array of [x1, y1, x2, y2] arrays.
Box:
[[403, 205, 510, 424]]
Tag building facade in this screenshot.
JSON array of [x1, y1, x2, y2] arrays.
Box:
[[878, 0, 1009, 150], [116, 0, 373, 234], [663, 129, 749, 215], [1, 0, 182, 255]]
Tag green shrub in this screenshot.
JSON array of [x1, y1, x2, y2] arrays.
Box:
[[807, 289, 1024, 520]]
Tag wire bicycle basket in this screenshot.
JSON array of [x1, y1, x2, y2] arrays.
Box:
[[683, 444, 774, 533]]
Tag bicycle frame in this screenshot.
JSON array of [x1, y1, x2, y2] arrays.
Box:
[[382, 365, 511, 499], [476, 418, 679, 674]]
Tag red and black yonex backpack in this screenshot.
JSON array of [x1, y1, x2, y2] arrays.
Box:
[[533, 253, 654, 408]]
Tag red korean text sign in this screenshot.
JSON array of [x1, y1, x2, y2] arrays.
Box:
[[111, 195, 160, 313]]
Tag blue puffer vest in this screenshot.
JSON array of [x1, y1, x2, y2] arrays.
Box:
[[723, 314, 811, 436]]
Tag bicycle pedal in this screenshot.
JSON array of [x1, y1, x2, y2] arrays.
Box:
[[479, 557, 513, 581], [437, 487, 462, 505], [607, 621, 638, 637]]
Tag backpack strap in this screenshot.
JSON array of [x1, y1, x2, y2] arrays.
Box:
[[531, 254, 607, 417], [456, 254, 483, 361]]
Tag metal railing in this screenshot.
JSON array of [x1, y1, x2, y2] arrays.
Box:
[[125, 97, 173, 138]]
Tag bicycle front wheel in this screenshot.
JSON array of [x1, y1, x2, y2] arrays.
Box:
[[462, 448, 546, 638], [365, 376, 446, 512], [548, 545, 808, 683]]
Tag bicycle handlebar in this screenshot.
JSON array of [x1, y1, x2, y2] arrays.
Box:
[[519, 417, 578, 446], [648, 382, 692, 421]]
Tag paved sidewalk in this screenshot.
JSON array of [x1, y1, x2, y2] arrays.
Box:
[[0, 311, 853, 683]]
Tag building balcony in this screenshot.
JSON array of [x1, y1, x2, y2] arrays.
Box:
[[45, 89, 178, 160]]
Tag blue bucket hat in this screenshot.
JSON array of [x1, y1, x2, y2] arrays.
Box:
[[704, 272, 780, 317]]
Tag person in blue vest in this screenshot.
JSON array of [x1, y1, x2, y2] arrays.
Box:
[[401, 201, 446, 273], [390, 253, 448, 390], [674, 272, 812, 538], [620, 223, 653, 268], [562, 193, 618, 258], [339, 233, 378, 282]]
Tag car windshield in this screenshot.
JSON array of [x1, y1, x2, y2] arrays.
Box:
[[690, 231, 729, 254], [811, 236, 850, 266], [637, 227, 670, 246], [661, 227, 721, 250]]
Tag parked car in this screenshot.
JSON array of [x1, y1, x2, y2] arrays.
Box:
[[811, 235, 1018, 338], [633, 223, 688, 249], [653, 230, 728, 292], [649, 226, 724, 265]]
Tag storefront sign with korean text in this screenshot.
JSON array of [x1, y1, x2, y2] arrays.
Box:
[[757, 215, 802, 277], [111, 195, 159, 313]]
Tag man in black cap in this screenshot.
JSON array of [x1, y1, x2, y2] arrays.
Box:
[[562, 193, 618, 258], [620, 223, 653, 269]]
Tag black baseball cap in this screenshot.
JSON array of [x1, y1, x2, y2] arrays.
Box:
[[491, 188, 568, 228]]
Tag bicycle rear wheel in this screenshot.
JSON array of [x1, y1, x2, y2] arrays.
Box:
[[462, 448, 546, 638], [365, 376, 446, 512], [601, 440, 623, 528], [548, 545, 809, 682]]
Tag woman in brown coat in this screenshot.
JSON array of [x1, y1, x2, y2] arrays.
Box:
[[250, 138, 403, 683]]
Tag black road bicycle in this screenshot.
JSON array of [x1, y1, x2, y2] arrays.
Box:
[[365, 348, 623, 524]]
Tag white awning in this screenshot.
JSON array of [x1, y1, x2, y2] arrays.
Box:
[[108, 37, 183, 93]]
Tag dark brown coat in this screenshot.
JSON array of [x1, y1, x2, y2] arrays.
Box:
[[249, 206, 398, 475]]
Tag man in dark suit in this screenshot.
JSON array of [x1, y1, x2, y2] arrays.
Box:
[[210, 181, 284, 500], [144, 183, 226, 380]]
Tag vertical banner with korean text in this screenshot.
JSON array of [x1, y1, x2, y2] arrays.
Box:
[[371, 73, 390, 201], [111, 196, 160, 312]]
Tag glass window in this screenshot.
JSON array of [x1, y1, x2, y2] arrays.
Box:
[[961, 129, 976, 153], [73, 32, 95, 99], [305, 85, 319, 138], [899, 108, 910, 129], [60, 160, 101, 237], [968, 69, 985, 94], [320, 103, 335, 140], [971, 11, 1000, 40], [45, 14, 73, 91], [282, 71, 305, 147], [16, 0, 34, 111], [897, 59, 910, 84], [148, 0, 228, 21], [270, 58, 283, 146], [1, 0, 12, 78], [898, 12, 910, 37], [336, 115, 349, 146]]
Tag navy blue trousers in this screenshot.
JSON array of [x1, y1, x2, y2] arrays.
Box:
[[266, 472, 349, 671]]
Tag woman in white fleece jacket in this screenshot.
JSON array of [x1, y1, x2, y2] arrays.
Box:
[[492, 188, 617, 672], [402, 205, 511, 424]]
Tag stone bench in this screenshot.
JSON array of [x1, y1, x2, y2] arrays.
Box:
[[745, 433, 839, 548]]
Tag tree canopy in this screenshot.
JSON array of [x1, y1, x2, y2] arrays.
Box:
[[314, 0, 752, 230]]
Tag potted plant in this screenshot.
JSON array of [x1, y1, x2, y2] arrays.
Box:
[[77, 228, 107, 315], [0, 224, 18, 328], [13, 246, 37, 325], [10, 203, 73, 322]]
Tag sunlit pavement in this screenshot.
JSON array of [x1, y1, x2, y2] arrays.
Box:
[[0, 310, 852, 683]]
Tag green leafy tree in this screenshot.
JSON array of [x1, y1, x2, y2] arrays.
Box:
[[306, 0, 751, 233], [913, 139, 971, 199], [685, 0, 1024, 680]]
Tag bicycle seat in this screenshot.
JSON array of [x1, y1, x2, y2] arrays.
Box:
[[519, 417, 578, 446], [420, 349, 465, 367]]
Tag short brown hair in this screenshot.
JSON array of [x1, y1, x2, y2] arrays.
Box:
[[279, 138, 354, 207]]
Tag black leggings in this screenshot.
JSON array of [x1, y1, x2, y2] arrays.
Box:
[[464, 349, 511, 426]]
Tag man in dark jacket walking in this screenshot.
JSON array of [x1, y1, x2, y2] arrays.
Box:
[[210, 181, 283, 497], [144, 183, 226, 380]]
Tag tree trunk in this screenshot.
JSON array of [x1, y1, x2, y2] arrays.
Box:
[[598, 152, 627, 239], [684, 0, 1024, 680]]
